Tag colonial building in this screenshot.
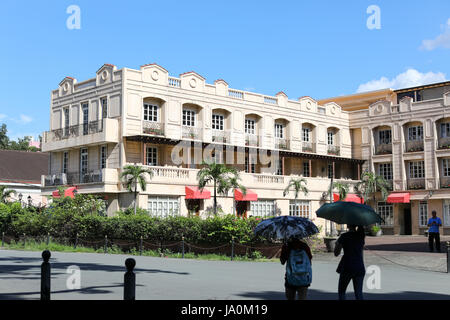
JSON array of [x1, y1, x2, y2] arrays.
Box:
[[320, 81, 450, 235], [41, 63, 364, 233]]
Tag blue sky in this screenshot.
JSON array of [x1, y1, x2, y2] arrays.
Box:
[[0, 0, 449, 141]]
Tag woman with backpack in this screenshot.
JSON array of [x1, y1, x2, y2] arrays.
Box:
[[280, 238, 313, 300], [334, 225, 365, 300]]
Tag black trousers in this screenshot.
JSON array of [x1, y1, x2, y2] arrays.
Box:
[[428, 232, 441, 252]]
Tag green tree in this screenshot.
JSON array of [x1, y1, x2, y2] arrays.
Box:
[[323, 181, 350, 202], [283, 178, 309, 216], [355, 170, 389, 207], [0, 124, 9, 149], [197, 161, 245, 215], [0, 186, 15, 203], [121, 164, 154, 214]]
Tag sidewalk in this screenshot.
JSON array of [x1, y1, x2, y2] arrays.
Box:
[[314, 235, 449, 273]]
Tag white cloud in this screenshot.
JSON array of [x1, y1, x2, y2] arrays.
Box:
[[19, 114, 32, 124], [420, 18, 450, 51], [0, 114, 6, 121], [356, 69, 447, 93]]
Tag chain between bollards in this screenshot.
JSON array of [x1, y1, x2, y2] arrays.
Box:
[[124, 258, 136, 300], [41, 250, 51, 300], [231, 236, 235, 261]]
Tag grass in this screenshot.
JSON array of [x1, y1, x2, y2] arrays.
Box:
[[0, 239, 279, 262]]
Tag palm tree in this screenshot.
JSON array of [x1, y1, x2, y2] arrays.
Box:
[[326, 181, 350, 202], [121, 164, 154, 214], [283, 178, 309, 216], [0, 186, 15, 204], [197, 161, 245, 215], [355, 170, 389, 208]]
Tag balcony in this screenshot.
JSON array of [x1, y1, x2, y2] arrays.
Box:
[[212, 130, 231, 143], [438, 137, 450, 150], [42, 118, 119, 152], [182, 126, 202, 140], [440, 177, 450, 189], [327, 145, 340, 156], [245, 134, 258, 147], [405, 140, 424, 153], [275, 138, 289, 150], [42, 170, 103, 187], [375, 143, 392, 155], [143, 121, 164, 136], [407, 178, 425, 190], [302, 142, 315, 153]]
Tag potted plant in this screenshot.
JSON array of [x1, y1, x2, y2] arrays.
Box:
[[370, 225, 382, 237], [323, 235, 338, 252]]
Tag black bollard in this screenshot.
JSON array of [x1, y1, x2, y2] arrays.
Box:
[[182, 236, 185, 259], [41, 250, 51, 300], [46, 232, 50, 246], [2, 232, 4, 247], [139, 236, 143, 256], [124, 258, 136, 300], [231, 237, 235, 261], [447, 241, 450, 274], [104, 235, 108, 254]]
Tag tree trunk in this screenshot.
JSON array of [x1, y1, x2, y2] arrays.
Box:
[[329, 174, 337, 237], [213, 179, 217, 215], [134, 184, 137, 215]]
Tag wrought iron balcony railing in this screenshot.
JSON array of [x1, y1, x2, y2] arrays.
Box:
[[43, 170, 103, 187], [212, 130, 230, 143], [44, 120, 103, 142], [327, 145, 340, 156], [143, 121, 164, 136], [407, 178, 425, 190], [438, 137, 450, 150], [245, 134, 258, 147], [440, 176, 450, 189], [275, 138, 289, 150], [182, 126, 202, 140], [405, 140, 424, 152], [302, 142, 315, 153], [375, 143, 392, 155]]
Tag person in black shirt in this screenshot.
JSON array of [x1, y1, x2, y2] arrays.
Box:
[[334, 225, 365, 300], [280, 238, 313, 300]]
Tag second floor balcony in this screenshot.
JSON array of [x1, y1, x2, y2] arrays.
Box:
[[212, 130, 231, 144], [405, 140, 424, 152], [143, 121, 164, 136], [375, 143, 392, 155], [440, 176, 450, 189], [275, 138, 289, 150], [407, 178, 425, 190], [182, 126, 202, 140], [327, 145, 340, 156], [42, 170, 104, 187], [302, 142, 315, 153], [438, 137, 450, 150], [245, 134, 258, 147]]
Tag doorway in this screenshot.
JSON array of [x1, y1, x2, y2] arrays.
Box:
[[186, 199, 201, 216], [236, 201, 249, 218], [403, 208, 412, 235]]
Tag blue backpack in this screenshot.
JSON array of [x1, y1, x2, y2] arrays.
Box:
[[286, 249, 312, 287]]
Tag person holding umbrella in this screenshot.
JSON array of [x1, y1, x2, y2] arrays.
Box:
[[254, 216, 319, 300], [316, 201, 384, 300], [334, 225, 365, 300]]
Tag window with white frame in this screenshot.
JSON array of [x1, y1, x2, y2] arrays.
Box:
[[182, 109, 196, 127], [147, 196, 179, 218], [82, 103, 89, 135], [63, 107, 70, 130], [303, 161, 310, 177], [302, 128, 311, 142], [143, 103, 158, 122], [377, 202, 394, 226], [440, 123, 450, 138], [245, 154, 256, 173], [327, 163, 334, 179], [442, 159, 450, 177], [378, 130, 391, 144], [62, 151, 68, 174], [245, 119, 255, 135], [100, 145, 107, 169], [378, 163, 393, 180], [443, 200, 450, 226], [409, 161, 425, 178], [419, 201, 428, 227], [289, 200, 311, 218], [250, 200, 275, 218], [101, 97, 108, 119], [80, 148, 88, 174], [212, 114, 224, 130], [146, 146, 158, 166], [274, 123, 284, 138], [327, 131, 334, 145], [408, 126, 423, 141]]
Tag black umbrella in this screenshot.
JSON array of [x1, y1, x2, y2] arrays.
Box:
[[316, 201, 384, 226], [254, 216, 319, 241]]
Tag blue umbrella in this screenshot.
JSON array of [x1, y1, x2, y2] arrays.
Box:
[[254, 216, 319, 241]]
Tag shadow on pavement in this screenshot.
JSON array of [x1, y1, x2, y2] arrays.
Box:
[[236, 289, 450, 300]]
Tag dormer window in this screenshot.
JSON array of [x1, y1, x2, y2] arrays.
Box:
[[144, 103, 158, 122]]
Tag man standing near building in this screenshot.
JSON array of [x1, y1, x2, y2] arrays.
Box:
[[427, 210, 442, 253]]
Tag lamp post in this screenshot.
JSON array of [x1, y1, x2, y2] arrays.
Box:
[[27, 195, 32, 207], [18, 193, 23, 207]]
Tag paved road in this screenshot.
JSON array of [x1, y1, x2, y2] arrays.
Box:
[[0, 249, 449, 300]]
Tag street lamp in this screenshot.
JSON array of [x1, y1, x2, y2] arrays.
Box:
[[18, 193, 23, 203], [27, 195, 32, 207]]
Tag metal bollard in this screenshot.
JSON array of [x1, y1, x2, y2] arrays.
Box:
[[182, 236, 185, 259], [139, 236, 143, 256], [74, 233, 78, 249], [447, 241, 450, 274], [124, 258, 136, 300], [41, 250, 51, 300], [2, 232, 4, 247], [231, 237, 235, 261], [46, 232, 50, 246], [104, 235, 108, 254]]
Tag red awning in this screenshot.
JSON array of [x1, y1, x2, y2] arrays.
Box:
[[387, 192, 410, 203], [185, 186, 211, 200], [234, 189, 258, 201], [333, 193, 364, 204], [52, 187, 77, 199]]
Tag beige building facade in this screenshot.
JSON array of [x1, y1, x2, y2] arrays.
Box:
[[41, 63, 365, 234]]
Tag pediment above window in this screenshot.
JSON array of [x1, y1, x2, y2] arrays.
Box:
[[140, 63, 169, 85], [96, 64, 117, 86]]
